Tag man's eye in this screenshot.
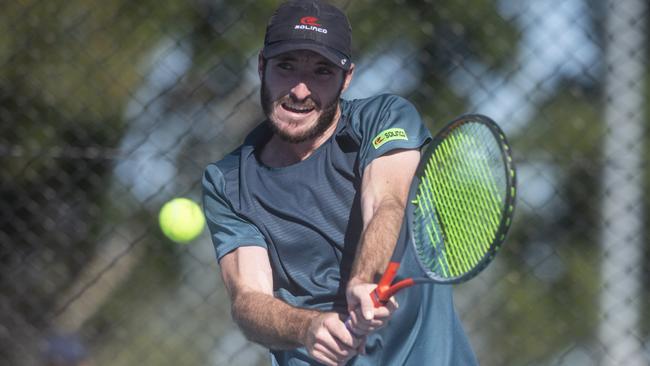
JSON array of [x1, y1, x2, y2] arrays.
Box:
[[316, 67, 333, 75], [277, 62, 293, 70]]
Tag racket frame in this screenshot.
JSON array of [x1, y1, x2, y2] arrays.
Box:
[[372, 114, 517, 305]]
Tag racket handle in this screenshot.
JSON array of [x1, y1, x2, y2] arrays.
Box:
[[344, 288, 384, 337], [344, 262, 401, 336], [373, 262, 401, 305], [344, 286, 392, 337], [370, 288, 386, 307], [344, 317, 362, 337]]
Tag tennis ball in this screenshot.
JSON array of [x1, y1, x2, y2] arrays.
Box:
[[159, 198, 205, 244]]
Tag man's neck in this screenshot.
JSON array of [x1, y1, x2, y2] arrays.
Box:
[[261, 107, 341, 168]]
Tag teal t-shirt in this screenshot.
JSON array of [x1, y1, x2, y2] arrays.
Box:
[[202, 94, 478, 365]]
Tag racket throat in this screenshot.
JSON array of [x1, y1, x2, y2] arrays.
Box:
[[373, 262, 400, 305], [372, 262, 416, 306], [374, 278, 416, 305]]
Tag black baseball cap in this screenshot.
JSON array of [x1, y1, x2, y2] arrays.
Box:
[[262, 0, 352, 70]]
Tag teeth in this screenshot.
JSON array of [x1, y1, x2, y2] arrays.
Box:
[[284, 104, 313, 112]]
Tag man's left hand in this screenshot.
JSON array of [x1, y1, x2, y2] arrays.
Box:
[[345, 279, 398, 337]]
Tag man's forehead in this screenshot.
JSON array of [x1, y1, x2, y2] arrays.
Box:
[[271, 50, 336, 66]]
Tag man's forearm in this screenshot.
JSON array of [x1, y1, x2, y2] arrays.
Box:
[[232, 290, 319, 350], [350, 198, 405, 283]]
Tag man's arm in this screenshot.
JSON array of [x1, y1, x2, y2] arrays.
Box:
[[219, 246, 360, 366], [346, 148, 421, 333]]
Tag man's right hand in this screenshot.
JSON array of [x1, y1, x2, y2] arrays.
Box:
[[303, 312, 364, 366]]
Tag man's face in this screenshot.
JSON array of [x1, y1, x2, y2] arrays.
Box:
[[260, 50, 352, 143]]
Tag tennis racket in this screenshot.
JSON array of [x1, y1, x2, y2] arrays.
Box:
[[360, 114, 516, 310]]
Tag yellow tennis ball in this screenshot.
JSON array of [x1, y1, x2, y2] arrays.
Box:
[[159, 198, 205, 243]]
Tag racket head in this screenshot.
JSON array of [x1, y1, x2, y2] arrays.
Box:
[[407, 114, 516, 284]]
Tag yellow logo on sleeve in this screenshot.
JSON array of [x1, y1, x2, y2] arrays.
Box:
[[372, 128, 408, 149]]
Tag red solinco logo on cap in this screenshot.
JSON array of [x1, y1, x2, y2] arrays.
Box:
[[295, 16, 328, 33], [300, 16, 321, 26]]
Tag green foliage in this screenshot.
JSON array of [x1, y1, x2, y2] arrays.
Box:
[[493, 223, 600, 364], [341, 0, 518, 69], [1, 0, 194, 121], [518, 82, 602, 163], [331, 0, 518, 128]]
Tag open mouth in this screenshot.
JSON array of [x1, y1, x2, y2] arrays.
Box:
[[281, 103, 316, 114]]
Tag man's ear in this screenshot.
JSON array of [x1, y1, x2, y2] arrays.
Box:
[[258, 52, 265, 81], [341, 63, 355, 93]]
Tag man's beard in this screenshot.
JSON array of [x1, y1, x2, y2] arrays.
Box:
[[261, 77, 343, 143]]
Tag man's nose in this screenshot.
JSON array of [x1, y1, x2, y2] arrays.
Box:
[[290, 82, 311, 101]]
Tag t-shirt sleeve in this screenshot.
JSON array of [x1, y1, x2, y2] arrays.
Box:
[[202, 163, 267, 261], [354, 94, 431, 173]]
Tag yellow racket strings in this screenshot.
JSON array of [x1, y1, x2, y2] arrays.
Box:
[[414, 123, 505, 279]]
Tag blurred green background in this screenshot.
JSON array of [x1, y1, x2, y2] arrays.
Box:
[[1, 0, 649, 365]]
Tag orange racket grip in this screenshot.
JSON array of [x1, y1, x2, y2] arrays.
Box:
[[371, 262, 419, 307], [371, 262, 401, 306]]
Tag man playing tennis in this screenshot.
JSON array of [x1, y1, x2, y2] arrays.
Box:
[[202, 1, 478, 365]]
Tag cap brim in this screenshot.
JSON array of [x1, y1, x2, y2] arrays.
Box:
[[262, 41, 351, 71]]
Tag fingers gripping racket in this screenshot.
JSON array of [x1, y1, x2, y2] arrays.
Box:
[[367, 114, 516, 308]]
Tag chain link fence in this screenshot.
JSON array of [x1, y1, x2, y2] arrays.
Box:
[[1, 0, 649, 365]]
